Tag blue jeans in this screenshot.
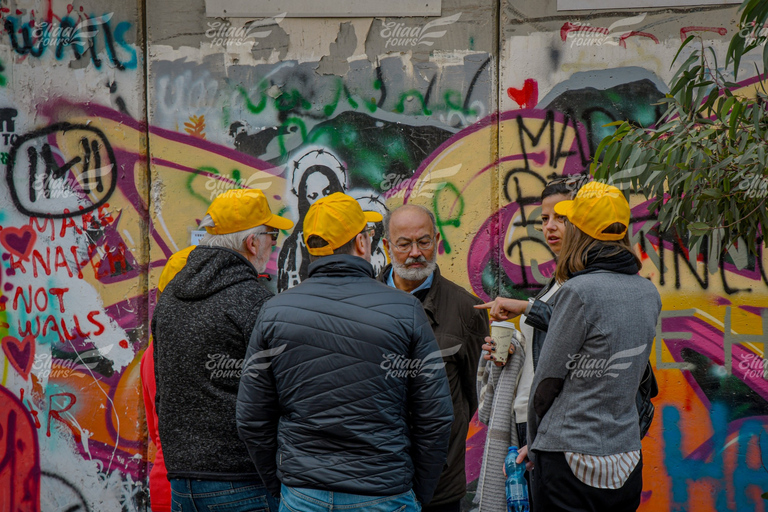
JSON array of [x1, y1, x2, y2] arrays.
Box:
[[279, 485, 421, 512], [170, 479, 279, 512]]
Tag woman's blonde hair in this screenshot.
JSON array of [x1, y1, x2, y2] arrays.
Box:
[[555, 220, 642, 283]]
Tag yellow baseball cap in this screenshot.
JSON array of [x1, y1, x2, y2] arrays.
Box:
[[554, 181, 630, 241], [303, 192, 383, 256], [158, 246, 195, 292], [205, 189, 294, 235]]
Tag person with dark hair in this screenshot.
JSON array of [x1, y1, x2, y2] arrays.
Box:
[[473, 178, 574, 511], [526, 181, 660, 511], [237, 192, 453, 512]]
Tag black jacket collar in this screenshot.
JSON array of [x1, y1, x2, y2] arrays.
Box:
[[308, 254, 375, 279]]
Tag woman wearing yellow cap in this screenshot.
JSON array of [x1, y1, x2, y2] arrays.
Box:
[[522, 181, 661, 511], [474, 178, 575, 511]]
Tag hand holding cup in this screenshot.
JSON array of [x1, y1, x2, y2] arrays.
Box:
[[482, 322, 518, 367]]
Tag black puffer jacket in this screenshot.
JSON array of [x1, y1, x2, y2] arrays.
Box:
[[237, 255, 454, 504], [152, 245, 272, 480]]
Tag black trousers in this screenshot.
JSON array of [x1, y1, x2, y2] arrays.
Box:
[[422, 500, 460, 512], [531, 451, 642, 512]]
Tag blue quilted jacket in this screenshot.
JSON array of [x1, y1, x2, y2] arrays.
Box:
[[237, 254, 454, 504]]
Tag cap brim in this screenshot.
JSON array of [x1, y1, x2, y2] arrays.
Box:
[[363, 211, 383, 223], [554, 200, 574, 219], [264, 214, 295, 231]]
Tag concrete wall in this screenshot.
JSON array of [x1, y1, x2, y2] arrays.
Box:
[[0, 0, 146, 510], [0, 0, 766, 510]]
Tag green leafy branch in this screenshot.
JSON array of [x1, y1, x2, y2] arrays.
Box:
[[591, 0, 768, 257]]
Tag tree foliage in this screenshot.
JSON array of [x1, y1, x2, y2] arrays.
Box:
[[590, 0, 768, 256]]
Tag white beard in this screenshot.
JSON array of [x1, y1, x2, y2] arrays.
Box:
[[390, 253, 437, 282]]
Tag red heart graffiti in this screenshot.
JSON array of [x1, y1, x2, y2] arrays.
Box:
[[507, 79, 539, 109], [2, 335, 36, 380], [0, 225, 36, 259]]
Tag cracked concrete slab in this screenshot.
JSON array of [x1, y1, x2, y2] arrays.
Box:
[[316, 22, 357, 76]]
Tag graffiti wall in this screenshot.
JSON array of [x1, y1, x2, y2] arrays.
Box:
[[1, 0, 766, 510], [0, 0, 147, 510], [494, 6, 768, 511]]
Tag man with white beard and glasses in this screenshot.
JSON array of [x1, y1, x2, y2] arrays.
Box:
[[379, 204, 490, 512]]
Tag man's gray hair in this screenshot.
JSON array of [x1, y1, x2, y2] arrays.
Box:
[[198, 214, 266, 252], [383, 204, 437, 239]]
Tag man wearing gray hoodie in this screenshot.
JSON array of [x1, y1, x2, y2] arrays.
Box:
[[152, 189, 293, 512]]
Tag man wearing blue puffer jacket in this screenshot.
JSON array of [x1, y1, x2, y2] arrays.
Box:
[[237, 192, 454, 512]]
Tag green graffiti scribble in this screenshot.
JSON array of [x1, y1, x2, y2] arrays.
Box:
[[275, 90, 312, 112], [222, 102, 231, 128], [185, 166, 220, 205], [383, 137, 411, 166], [186, 166, 273, 204], [443, 90, 477, 116], [307, 125, 341, 149], [236, 76, 475, 124], [324, 81, 343, 117], [322, 79, 360, 117], [395, 90, 432, 116], [364, 98, 378, 113], [238, 82, 269, 114], [443, 90, 463, 112], [344, 87, 359, 110], [364, 80, 382, 113], [432, 182, 464, 255], [0, 152, 8, 165], [278, 117, 308, 155]]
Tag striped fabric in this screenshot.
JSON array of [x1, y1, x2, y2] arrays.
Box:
[[564, 451, 641, 489], [475, 330, 525, 512]]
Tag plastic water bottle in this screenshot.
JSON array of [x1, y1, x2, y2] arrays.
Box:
[[505, 446, 529, 512]]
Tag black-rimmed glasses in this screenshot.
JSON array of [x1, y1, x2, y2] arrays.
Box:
[[389, 235, 434, 253]]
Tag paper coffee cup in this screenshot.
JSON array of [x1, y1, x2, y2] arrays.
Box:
[[490, 321, 517, 364]]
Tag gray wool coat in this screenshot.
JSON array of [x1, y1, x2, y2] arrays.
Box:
[[527, 270, 661, 459]]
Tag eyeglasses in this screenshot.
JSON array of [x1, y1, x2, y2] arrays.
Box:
[[361, 226, 376, 238], [259, 230, 280, 242], [390, 235, 434, 253]]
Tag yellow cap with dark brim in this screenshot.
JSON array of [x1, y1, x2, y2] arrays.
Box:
[[303, 192, 383, 256], [554, 181, 630, 241]]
